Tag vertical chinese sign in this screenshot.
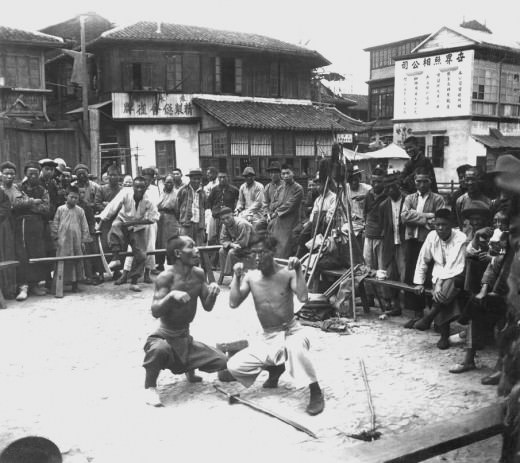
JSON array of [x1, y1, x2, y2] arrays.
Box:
[[394, 50, 474, 119]]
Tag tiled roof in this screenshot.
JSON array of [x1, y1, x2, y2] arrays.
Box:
[[0, 26, 63, 47], [473, 134, 520, 149], [323, 107, 370, 132], [93, 21, 329, 66], [193, 98, 347, 131], [341, 94, 368, 111]]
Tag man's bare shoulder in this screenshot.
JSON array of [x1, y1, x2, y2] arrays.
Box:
[[155, 269, 174, 288], [191, 266, 206, 281]]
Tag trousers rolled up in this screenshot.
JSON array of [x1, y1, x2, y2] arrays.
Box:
[[108, 219, 147, 281], [227, 318, 318, 388]]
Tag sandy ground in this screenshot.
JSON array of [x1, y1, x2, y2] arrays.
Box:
[[0, 277, 503, 463]]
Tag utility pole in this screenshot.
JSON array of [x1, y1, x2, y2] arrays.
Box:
[[80, 15, 89, 136]]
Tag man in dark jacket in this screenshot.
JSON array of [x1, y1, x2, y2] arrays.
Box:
[[400, 136, 438, 194], [379, 174, 406, 315]]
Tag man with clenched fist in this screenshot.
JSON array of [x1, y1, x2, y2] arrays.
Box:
[[142, 234, 227, 406], [227, 236, 325, 415]]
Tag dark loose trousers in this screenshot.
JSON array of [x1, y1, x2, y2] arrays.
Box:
[[143, 327, 227, 388], [404, 238, 428, 313], [108, 219, 147, 281]]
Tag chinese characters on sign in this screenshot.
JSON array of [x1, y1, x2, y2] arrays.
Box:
[[113, 93, 197, 119], [394, 50, 474, 120]]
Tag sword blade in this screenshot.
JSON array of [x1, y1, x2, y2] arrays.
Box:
[[214, 385, 317, 439]]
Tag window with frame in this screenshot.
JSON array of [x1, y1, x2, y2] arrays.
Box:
[[230, 131, 249, 156], [166, 55, 183, 92], [199, 132, 212, 157], [250, 133, 272, 157], [122, 62, 152, 91], [155, 141, 176, 176], [0, 54, 41, 88], [295, 134, 315, 157], [370, 85, 394, 119], [215, 57, 242, 94], [212, 131, 228, 157], [273, 133, 294, 156], [316, 135, 333, 158]]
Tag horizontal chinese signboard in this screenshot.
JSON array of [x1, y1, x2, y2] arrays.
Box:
[[336, 133, 353, 143], [394, 49, 474, 120], [112, 93, 199, 119]]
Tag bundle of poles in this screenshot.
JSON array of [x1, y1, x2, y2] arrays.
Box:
[[301, 145, 362, 321]]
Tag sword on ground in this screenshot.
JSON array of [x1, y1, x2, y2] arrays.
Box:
[[214, 385, 317, 439]]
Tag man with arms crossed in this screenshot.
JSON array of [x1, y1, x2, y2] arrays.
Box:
[[142, 235, 227, 406], [227, 237, 325, 415]]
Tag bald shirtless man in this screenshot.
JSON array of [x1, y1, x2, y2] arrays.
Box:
[[227, 237, 325, 415], [143, 235, 227, 406]]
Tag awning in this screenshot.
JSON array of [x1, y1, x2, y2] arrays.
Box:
[[66, 100, 112, 115], [344, 143, 409, 161], [192, 98, 348, 132], [473, 134, 520, 149]]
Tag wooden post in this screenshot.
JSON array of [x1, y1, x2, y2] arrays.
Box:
[[80, 16, 89, 137]]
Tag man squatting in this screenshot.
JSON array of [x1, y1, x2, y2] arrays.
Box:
[[143, 234, 325, 416]]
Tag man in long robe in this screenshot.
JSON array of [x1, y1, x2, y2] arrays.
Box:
[[51, 186, 91, 291], [155, 174, 180, 270], [262, 162, 283, 221], [19, 161, 52, 296], [268, 166, 303, 259], [0, 169, 16, 299]]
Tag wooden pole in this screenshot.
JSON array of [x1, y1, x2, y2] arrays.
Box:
[[304, 175, 329, 279], [80, 15, 89, 137]]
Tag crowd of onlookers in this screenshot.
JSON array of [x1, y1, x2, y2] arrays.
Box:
[[0, 135, 519, 386]]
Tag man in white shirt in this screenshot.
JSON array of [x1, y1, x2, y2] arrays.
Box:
[[413, 208, 467, 349], [235, 167, 264, 225], [97, 177, 160, 292]]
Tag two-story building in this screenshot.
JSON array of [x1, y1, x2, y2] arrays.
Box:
[[364, 34, 429, 144], [393, 24, 520, 181], [0, 26, 89, 171], [47, 21, 352, 179]]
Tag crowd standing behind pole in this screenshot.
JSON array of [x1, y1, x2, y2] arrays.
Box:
[[0, 142, 519, 390]]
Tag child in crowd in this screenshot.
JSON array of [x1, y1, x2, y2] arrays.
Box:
[[51, 186, 91, 293]]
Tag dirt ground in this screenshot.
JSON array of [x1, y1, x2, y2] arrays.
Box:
[[0, 277, 503, 463]]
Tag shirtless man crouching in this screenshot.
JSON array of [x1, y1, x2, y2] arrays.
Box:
[[143, 234, 227, 406], [227, 236, 325, 415]]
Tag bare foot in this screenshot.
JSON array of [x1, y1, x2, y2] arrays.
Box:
[[185, 370, 203, 383], [144, 387, 163, 407]]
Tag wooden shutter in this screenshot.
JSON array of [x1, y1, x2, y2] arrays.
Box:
[[6, 55, 17, 87], [270, 61, 280, 97], [234, 58, 242, 94], [121, 62, 132, 91], [183, 54, 200, 93], [166, 56, 183, 91], [215, 57, 221, 93], [28, 57, 40, 88], [142, 63, 152, 90], [200, 56, 214, 93]]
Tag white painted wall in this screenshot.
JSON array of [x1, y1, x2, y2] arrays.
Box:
[[128, 122, 201, 175]]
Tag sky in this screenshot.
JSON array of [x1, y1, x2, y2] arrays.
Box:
[[2, 0, 519, 94]]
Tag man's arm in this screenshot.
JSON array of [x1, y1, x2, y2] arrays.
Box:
[[236, 185, 245, 212], [288, 257, 308, 303], [413, 234, 433, 285], [400, 194, 433, 225], [229, 263, 251, 308], [150, 272, 190, 318], [98, 189, 125, 224], [198, 268, 220, 312]]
